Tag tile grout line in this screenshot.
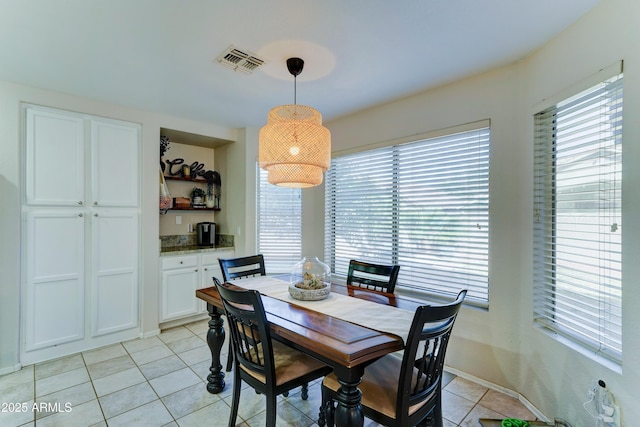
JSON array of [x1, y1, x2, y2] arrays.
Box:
[[122, 324, 228, 425], [30, 362, 36, 426], [120, 340, 176, 426], [17, 321, 532, 427], [80, 349, 108, 425]]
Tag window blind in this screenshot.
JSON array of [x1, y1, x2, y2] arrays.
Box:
[[325, 126, 490, 305], [533, 71, 623, 362], [256, 166, 302, 273]]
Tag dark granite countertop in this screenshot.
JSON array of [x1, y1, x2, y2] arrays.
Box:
[[160, 245, 234, 256]]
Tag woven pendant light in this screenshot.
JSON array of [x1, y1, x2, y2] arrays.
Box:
[[259, 58, 331, 188]]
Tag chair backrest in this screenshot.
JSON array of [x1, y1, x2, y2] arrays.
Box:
[[218, 254, 266, 282], [347, 260, 400, 293], [397, 290, 466, 423], [214, 281, 276, 385]]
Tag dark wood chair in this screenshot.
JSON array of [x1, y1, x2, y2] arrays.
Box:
[[218, 254, 266, 281], [347, 259, 400, 293], [320, 290, 467, 427], [215, 281, 332, 427], [217, 254, 267, 372]]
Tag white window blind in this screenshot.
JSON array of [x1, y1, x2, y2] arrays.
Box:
[[256, 166, 302, 273], [325, 126, 490, 305], [533, 71, 623, 362]]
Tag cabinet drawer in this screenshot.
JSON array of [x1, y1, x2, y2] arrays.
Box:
[[162, 255, 198, 270], [201, 250, 234, 265]]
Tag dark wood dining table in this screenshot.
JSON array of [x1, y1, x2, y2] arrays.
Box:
[[195, 281, 424, 427]]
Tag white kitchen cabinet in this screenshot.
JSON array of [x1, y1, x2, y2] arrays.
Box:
[[199, 250, 234, 311], [91, 210, 139, 336], [24, 210, 85, 351], [161, 255, 199, 321], [91, 119, 140, 207], [201, 250, 233, 286], [160, 250, 234, 322], [25, 107, 85, 206], [21, 104, 141, 365]]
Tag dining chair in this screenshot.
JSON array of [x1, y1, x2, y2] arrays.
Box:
[[217, 254, 267, 372], [218, 254, 266, 281], [319, 290, 467, 427], [215, 281, 332, 427], [347, 259, 400, 293]]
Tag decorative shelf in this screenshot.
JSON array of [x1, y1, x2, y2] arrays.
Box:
[[166, 207, 220, 212], [164, 175, 207, 183]]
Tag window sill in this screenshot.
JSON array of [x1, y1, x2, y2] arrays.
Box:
[[533, 324, 622, 374]]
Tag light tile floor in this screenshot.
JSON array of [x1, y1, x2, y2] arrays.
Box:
[[0, 319, 536, 426]]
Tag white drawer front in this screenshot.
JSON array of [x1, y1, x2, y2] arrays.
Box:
[[162, 255, 198, 270], [201, 250, 234, 265]]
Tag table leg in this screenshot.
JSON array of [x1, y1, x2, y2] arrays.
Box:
[[205, 303, 226, 394], [332, 367, 364, 427]]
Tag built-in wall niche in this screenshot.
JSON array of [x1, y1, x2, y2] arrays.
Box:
[[159, 127, 232, 237], [160, 127, 231, 177]]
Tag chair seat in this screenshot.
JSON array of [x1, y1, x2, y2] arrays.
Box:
[[322, 353, 434, 420], [241, 340, 328, 387], [320, 290, 465, 427]]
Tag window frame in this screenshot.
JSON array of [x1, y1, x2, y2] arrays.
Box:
[[324, 122, 490, 307], [532, 64, 623, 363]]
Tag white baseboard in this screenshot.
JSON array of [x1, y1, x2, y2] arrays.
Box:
[[0, 363, 23, 376], [444, 365, 551, 423], [159, 313, 209, 331], [141, 329, 161, 339]]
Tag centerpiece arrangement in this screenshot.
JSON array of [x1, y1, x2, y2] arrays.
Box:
[[289, 257, 331, 301]]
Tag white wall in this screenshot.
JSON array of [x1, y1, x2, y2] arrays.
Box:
[[322, 0, 639, 424], [215, 128, 252, 257], [2, 0, 638, 424], [0, 81, 236, 373]]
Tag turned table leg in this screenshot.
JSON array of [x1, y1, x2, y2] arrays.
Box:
[[333, 367, 364, 427], [205, 303, 226, 394]]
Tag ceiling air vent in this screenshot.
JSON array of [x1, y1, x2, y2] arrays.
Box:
[[216, 46, 265, 74]]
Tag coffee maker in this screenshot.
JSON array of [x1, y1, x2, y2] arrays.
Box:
[[196, 222, 216, 246]]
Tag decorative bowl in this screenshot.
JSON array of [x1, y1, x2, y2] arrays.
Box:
[[288, 283, 330, 301]]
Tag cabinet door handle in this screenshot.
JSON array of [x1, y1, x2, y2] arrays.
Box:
[[94, 213, 99, 217], [78, 213, 83, 217], [204, 268, 208, 271], [94, 201, 98, 206], [195, 269, 198, 272], [78, 201, 83, 205], [179, 261, 183, 264]]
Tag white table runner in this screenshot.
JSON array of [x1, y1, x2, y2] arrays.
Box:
[[228, 276, 415, 344]]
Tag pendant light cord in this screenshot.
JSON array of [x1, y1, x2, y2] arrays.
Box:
[[286, 57, 304, 106], [293, 75, 297, 105]]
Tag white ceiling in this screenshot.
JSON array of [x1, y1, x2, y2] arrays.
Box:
[[0, 0, 600, 129]]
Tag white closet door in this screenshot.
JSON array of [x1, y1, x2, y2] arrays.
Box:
[[22, 105, 141, 364], [25, 108, 85, 206], [91, 210, 139, 336], [24, 211, 85, 351], [91, 119, 140, 207]]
